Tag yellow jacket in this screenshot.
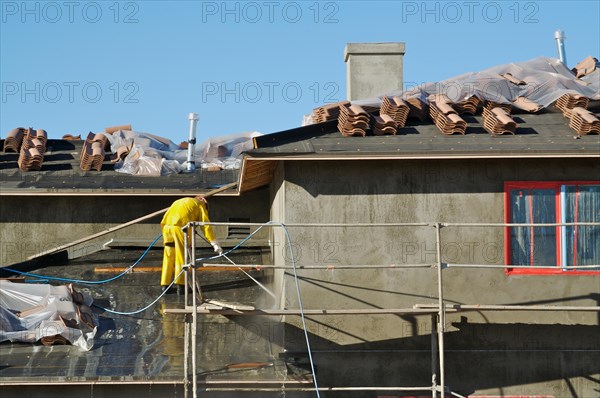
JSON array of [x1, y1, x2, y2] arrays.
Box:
[[161, 197, 216, 242]]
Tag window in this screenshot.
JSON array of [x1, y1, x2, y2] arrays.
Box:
[[504, 181, 600, 275]]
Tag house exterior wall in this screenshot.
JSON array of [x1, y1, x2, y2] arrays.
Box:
[[276, 158, 600, 397], [0, 189, 271, 266]]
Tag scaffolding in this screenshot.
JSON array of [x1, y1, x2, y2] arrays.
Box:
[[164, 221, 600, 398]]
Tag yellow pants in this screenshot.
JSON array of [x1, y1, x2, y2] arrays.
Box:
[[160, 225, 187, 286]]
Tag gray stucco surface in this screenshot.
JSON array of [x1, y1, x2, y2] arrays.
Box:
[[344, 42, 405, 101], [0, 189, 270, 266], [274, 158, 600, 396]]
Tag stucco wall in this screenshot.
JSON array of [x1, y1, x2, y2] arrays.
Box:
[[0, 189, 271, 266], [275, 158, 600, 397]]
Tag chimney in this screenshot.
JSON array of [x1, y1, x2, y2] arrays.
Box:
[[344, 42, 406, 101]]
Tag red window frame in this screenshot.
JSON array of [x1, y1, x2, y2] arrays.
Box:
[[504, 181, 600, 275]]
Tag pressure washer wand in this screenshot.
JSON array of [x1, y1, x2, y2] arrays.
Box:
[[195, 231, 276, 300], [220, 252, 277, 300]]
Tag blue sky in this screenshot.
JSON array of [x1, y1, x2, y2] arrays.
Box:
[[1, 0, 599, 143]]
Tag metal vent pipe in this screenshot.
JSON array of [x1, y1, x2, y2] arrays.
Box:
[[186, 112, 199, 172], [554, 30, 568, 66]]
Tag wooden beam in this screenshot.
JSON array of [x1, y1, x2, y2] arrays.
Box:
[[239, 158, 277, 193], [27, 182, 238, 260]]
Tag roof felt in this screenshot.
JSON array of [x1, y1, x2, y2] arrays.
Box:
[[250, 110, 600, 158], [0, 139, 238, 195]]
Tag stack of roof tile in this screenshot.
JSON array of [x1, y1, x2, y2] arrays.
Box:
[[105, 124, 132, 134], [406, 97, 429, 121], [556, 93, 589, 118], [18, 140, 44, 171], [571, 56, 598, 79], [80, 133, 106, 171], [361, 105, 380, 114], [338, 104, 370, 137], [62, 134, 82, 140], [512, 96, 543, 113], [428, 94, 467, 135], [40, 334, 69, 346], [500, 72, 527, 85], [370, 114, 398, 135], [484, 100, 512, 114], [567, 107, 600, 135], [16, 128, 47, 171], [453, 96, 481, 115], [482, 107, 518, 135], [21, 136, 45, 152], [111, 144, 131, 164], [428, 94, 455, 120], [85, 131, 109, 150], [3, 127, 25, 152], [34, 129, 47, 146], [380, 96, 409, 127], [312, 101, 350, 123]]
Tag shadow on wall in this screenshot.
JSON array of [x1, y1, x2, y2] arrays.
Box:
[[283, 320, 600, 397], [285, 158, 600, 198]]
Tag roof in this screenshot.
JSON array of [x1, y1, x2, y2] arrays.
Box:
[[3, 57, 599, 197], [248, 109, 600, 159], [247, 56, 600, 160], [0, 246, 311, 386], [0, 139, 239, 196]]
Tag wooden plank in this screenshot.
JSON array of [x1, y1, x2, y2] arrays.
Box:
[[27, 182, 238, 260], [239, 159, 277, 193], [205, 299, 255, 311], [0, 277, 26, 283]]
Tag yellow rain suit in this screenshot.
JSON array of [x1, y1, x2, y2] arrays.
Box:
[[160, 197, 216, 286]]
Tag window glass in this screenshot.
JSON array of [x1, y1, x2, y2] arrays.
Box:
[[563, 185, 600, 270], [510, 188, 556, 266]]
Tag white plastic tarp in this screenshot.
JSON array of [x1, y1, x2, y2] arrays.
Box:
[[0, 281, 96, 351], [193, 131, 262, 171], [304, 56, 600, 125], [104, 130, 261, 176]]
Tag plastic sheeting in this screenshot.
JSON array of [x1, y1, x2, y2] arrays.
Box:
[[0, 281, 96, 351], [304, 56, 600, 125], [104, 130, 261, 176], [194, 131, 262, 171]]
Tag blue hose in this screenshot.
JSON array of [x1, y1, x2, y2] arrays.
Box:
[[92, 269, 184, 315], [2, 234, 162, 284]]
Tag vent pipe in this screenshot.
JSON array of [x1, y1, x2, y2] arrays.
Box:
[[186, 112, 199, 172], [554, 30, 568, 66]]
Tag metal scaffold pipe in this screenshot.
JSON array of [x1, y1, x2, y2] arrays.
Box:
[[201, 263, 435, 270], [159, 218, 600, 396], [434, 223, 445, 396], [164, 307, 452, 316], [203, 386, 435, 392]]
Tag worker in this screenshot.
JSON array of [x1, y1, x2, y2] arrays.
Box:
[[160, 195, 223, 295]]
